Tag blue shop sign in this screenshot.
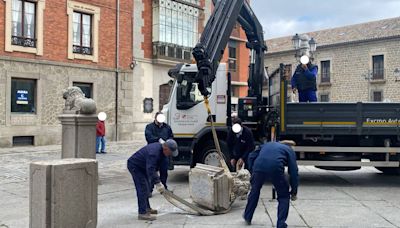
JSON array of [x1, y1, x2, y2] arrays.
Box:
[[16, 90, 29, 105]]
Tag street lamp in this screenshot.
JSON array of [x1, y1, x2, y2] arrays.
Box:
[[309, 37, 317, 53], [291, 33, 317, 61], [394, 68, 400, 82], [292, 33, 301, 50]]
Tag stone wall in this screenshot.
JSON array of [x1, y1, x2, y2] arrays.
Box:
[[0, 58, 117, 147], [265, 37, 400, 102]]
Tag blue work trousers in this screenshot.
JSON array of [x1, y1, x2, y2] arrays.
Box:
[[96, 136, 106, 152], [298, 90, 317, 102], [244, 171, 290, 228], [127, 162, 151, 214]]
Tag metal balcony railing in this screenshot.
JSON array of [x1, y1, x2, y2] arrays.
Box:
[[320, 72, 331, 83], [153, 42, 192, 62], [371, 68, 385, 80], [11, 36, 36, 48]]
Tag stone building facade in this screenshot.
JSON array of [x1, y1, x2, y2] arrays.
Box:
[[0, 0, 133, 147], [265, 17, 400, 104]]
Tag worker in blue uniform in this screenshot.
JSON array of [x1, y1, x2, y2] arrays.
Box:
[[145, 112, 174, 144], [226, 117, 255, 170], [144, 112, 174, 196], [127, 139, 178, 221], [291, 55, 318, 102], [243, 141, 298, 228]]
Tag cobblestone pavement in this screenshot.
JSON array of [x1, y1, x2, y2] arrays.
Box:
[[1, 141, 400, 228]]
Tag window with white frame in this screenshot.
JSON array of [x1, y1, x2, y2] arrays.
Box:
[[67, 1, 100, 62], [11, 0, 36, 47], [153, 0, 200, 48], [5, 0, 45, 55], [72, 12, 93, 55]]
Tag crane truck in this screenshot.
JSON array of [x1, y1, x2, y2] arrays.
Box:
[[163, 0, 400, 175]]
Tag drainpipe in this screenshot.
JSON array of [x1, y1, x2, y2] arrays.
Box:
[[115, 0, 120, 141]]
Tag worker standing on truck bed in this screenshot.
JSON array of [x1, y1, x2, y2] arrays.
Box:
[[145, 112, 174, 196], [227, 117, 255, 170], [243, 141, 298, 228], [127, 139, 178, 221], [291, 55, 318, 102]]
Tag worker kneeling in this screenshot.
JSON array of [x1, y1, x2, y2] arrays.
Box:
[[244, 140, 298, 228], [227, 117, 255, 171], [127, 139, 178, 221]]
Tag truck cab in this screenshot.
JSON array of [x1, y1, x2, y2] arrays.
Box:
[[162, 64, 230, 168]]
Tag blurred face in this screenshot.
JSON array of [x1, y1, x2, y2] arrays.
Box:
[[300, 55, 310, 65], [162, 144, 172, 156], [155, 113, 166, 125], [232, 123, 242, 134]]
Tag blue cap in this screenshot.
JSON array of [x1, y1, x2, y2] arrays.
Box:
[[165, 139, 178, 157]]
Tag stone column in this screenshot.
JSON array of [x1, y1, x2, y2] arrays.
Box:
[[58, 114, 98, 159], [30, 159, 98, 228]]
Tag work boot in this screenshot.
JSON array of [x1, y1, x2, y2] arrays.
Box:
[[138, 212, 156, 221], [243, 214, 251, 225], [147, 208, 158, 214]]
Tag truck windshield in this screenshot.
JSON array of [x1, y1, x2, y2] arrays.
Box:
[[176, 81, 210, 110]]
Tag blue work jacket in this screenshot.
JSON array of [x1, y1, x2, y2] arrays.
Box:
[[227, 126, 255, 161], [253, 142, 299, 194], [128, 143, 166, 184], [145, 122, 174, 144]]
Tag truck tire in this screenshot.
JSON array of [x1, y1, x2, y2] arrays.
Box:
[[196, 140, 232, 170], [375, 167, 400, 175]]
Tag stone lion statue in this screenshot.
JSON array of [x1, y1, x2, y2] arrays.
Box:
[[62, 86, 96, 114]]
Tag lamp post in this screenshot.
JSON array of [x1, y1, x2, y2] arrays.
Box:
[[291, 33, 317, 61], [361, 71, 373, 101], [394, 68, 400, 82]]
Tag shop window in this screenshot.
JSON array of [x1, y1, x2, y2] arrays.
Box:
[[11, 78, 36, 113], [73, 82, 93, 98]]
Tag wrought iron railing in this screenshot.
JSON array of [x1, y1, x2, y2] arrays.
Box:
[[11, 36, 36, 48], [153, 42, 192, 61], [371, 68, 385, 80], [73, 45, 93, 55], [320, 72, 331, 83]]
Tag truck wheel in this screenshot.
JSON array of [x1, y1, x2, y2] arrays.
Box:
[[198, 140, 232, 169], [375, 167, 400, 175]]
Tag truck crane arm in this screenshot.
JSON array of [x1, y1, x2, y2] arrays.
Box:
[[169, 0, 267, 98]]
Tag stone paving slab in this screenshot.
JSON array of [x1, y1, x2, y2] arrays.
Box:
[[1, 141, 400, 228]]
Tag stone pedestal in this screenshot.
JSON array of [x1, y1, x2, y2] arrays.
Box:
[[30, 159, 98, 228], [58, 114, 98, 159], [189, 164, 232, 211]]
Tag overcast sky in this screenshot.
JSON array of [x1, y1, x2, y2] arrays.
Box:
[[250, 0, 400, 39]]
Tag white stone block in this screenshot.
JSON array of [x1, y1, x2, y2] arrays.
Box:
[[30, 159, 98, 228], [189, 164, 232, 211]]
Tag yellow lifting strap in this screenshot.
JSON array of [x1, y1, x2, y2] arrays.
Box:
[[204, 96, 232, 178]]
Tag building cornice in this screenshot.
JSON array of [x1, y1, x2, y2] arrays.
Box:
[[266, 35, 400, 56], [0, 56, 132, 73]]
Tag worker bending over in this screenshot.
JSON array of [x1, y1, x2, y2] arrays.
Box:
[[127, 139, 178, 221], [226, 117, 255, 170], [145, 112, 174, 196], [244, 141, 298, 228]]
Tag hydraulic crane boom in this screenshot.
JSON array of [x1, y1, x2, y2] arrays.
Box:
[[169, 0, 267, 99]]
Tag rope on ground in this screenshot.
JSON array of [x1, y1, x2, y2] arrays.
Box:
[[161, 189, 215, 216], [159, 96, 251, 216]]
